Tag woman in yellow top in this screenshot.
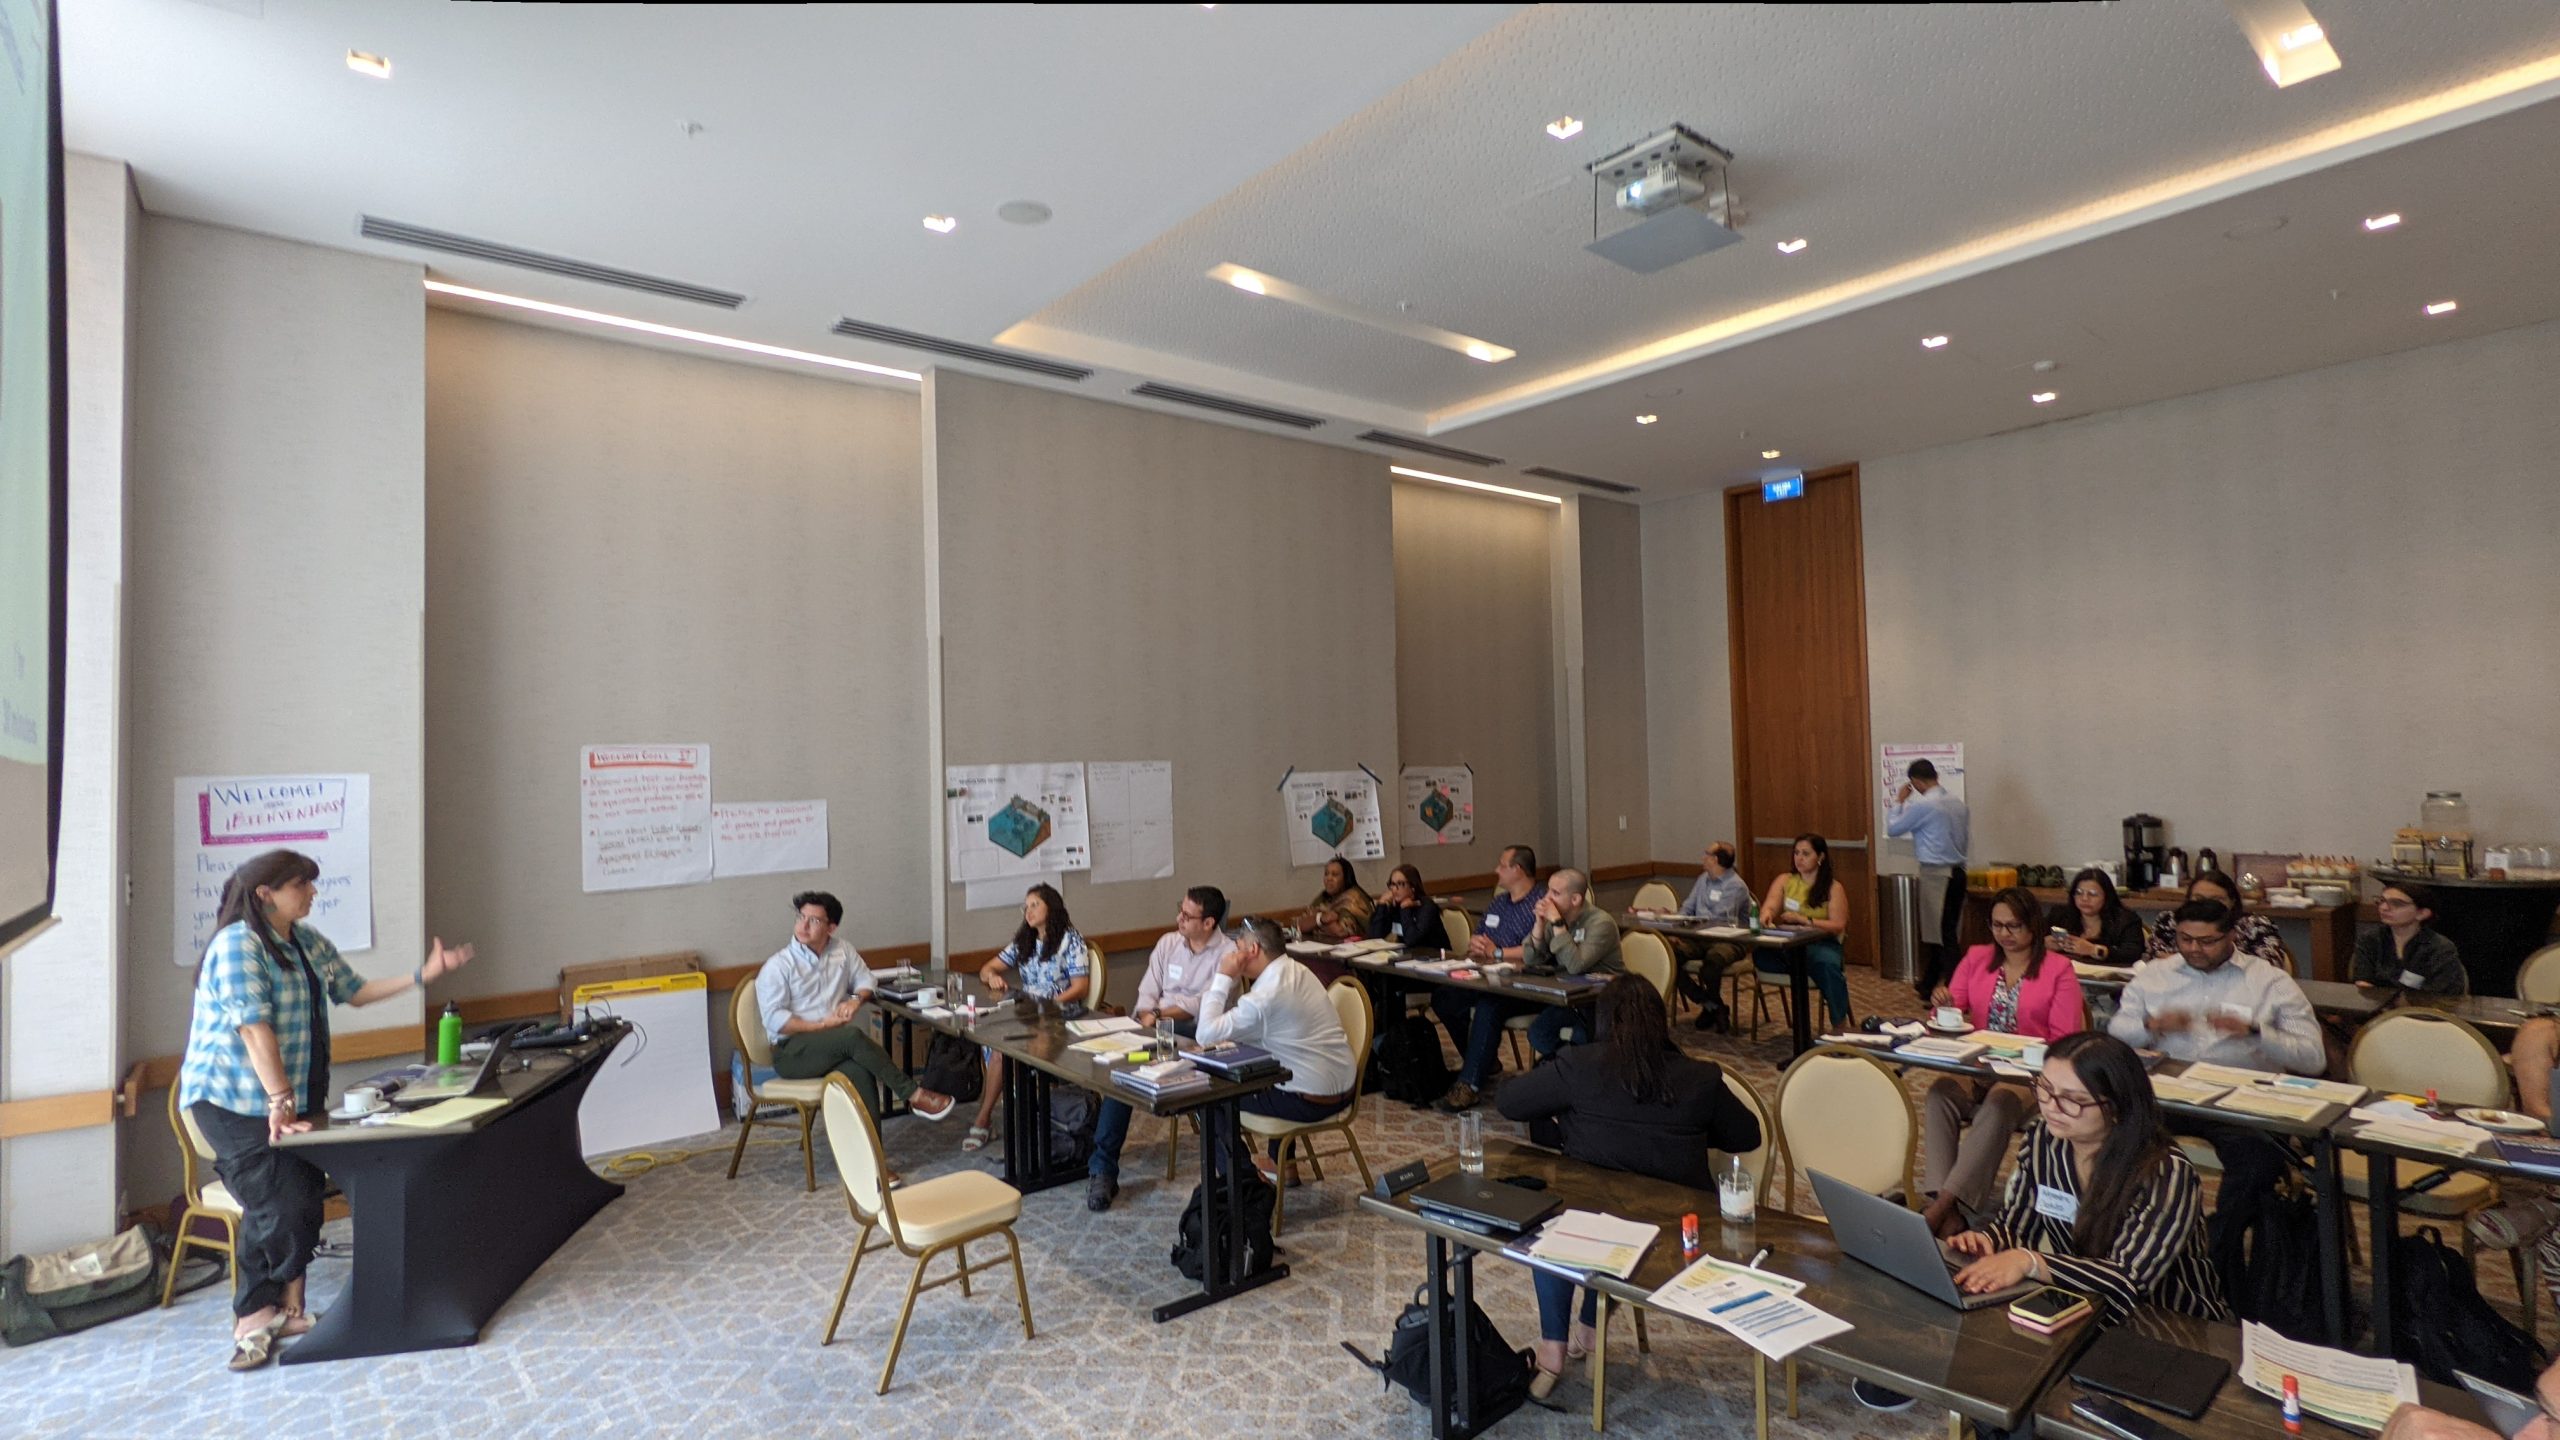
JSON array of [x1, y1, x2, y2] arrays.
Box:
[[1757, 832, 1852, 1027], [1299, 856, 1375, 943]]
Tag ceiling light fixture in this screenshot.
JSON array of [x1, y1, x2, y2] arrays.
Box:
[[1388, 465, 1561, 506], [1635, 414, 1658, 425], [1207, 263, 1514, 362], [2363, 212, 2402, 231], [1546, 117, 1584, 141], [1921, 335, 1950, 349], [2227, 0, 2341, 88], [2425, 300, 2458, 315], [1762, 449, 1782, 459], [2031, 391, 2058, 404], [1774, 238, 1808, 255], [346, 50, 392, 79], [921, 215, 957, 234], [421, 279, 921, 383]]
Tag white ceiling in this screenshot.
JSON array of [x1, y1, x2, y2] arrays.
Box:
[[64, 1, 2560, 503]]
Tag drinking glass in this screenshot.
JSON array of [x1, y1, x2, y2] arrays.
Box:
[[1718, 1156, 1757, 1223], [1457, 1110, 1485, 1175], [1155, 1014, 1179, 1059]]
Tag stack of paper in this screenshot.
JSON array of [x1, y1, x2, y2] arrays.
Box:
[[1895, 1036, 1987, 1062], [2239, 1320, 2418, 1431], [2151, 1074, 2232, 1105], [1066, 1015, 1144, 1038], [2073, 961, 2137, 982], [1524, 1210, 1660, 1279], [2348, 1105, 2493, 1157], [1817, 1032, 1896, 1047], [2181, 1061, 2280, 1088], [1647, 1254, 1852, 1360], [2256, 1075, 2368, 1106], [1702, 926, 1753, 939], [1070, 1033, 1149, 1057], [2215, 1088, 2330, 1122], [1285, 941, 1334, 958]]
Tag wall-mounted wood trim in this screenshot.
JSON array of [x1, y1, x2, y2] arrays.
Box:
[[0, 1090, 118, 1139], [1589, 862, 1657, 885], [131, 1023, 427, 1100]]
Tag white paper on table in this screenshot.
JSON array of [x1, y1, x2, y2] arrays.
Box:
[[2257, 1075, 2367, 1106], [965, 872, 1060, 911], [711, 799, 828, 878], [1067, 1016, 1144, 1038], [1087, 760, 1174, 884], [2151, 1075, 2232, 1105], [579, 745, 714, 894], [2238, 1319, 2418, 1432], [1647, 1255, 1847, 1361], [1526, 1210, 1662, 1278], [2214, 1088, 2331, 1122], [175, 773, 375, 962], [2180, 1061, 2280, 1088]]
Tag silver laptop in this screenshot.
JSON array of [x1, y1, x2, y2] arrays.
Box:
[[1811, 1169, 2041, 1312], [397, 1025, 518, 1105]]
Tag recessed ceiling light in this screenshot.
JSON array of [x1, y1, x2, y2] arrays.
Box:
[[1462, 343, 1504, 363], [2363, 212, 2402, 231], [1920, 335, 1949, 350], [1546, 117, 1584, 141], [2031, 391, 2058, 404], [2229, 0, 2341, 87], [1226, 271, 1266, 296], [1208, 263, 1513, 362], [346, 49, 392, 79], [1388, 465, 1560, 506], [422, 280, 920, 383], [1635, 414, 1659, 426], [1775, 238, 1808, 255], [2425, 300, 2458, 315], [1761, 449, 1782, 459], [922, 215, 957, 234]]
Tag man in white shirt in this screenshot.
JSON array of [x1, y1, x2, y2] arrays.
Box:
[[1200, 916, 1357, 1186], [1087, 886, 1234, 1211], [756, 892, 955, 1122], [2108, 898, 2322, 1235]]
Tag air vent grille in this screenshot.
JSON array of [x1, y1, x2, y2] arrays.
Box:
[[360, 216, 745, 308], [829, 319, 1094, 381], [1128, 382, 1324, 429], [1522, 466, 1639, 495], [1353, 430, 1507, 468]]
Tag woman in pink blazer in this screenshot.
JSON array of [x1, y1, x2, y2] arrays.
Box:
[[1920, 886, 2088, 1232]]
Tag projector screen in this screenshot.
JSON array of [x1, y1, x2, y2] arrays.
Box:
[[0, 0, 65, 951]]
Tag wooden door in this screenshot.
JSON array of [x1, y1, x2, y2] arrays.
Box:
[[1725, 465, 1878, 968]]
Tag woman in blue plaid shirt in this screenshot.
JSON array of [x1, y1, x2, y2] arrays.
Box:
[[178, 849, 474, 1371]]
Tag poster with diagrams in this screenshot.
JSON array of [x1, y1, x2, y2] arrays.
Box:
[[1088, 759, 1175, 884], [946, 762, 1091, 882], [580, 744, 715, 893], [1399, 764, 1475, 848], [1878, 741, 1965, 835], [174, 774, 373, 964], [1279, 767, 1385, 868]]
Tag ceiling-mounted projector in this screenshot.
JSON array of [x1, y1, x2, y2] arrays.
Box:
[[1585, 123, 1738, 274]]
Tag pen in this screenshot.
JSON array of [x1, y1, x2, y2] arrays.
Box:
[[1748, 1247, 1770, 1269]]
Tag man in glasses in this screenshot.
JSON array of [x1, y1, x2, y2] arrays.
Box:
[[2108, 897, 2323, 1236], [1086, 885, 1232, 1212]]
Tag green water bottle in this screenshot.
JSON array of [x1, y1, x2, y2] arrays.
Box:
[[1749, 907, 1762, 936], [437, 1001, 463, 1065]]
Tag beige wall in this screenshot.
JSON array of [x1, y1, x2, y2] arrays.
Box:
[[1641, 490, 1737, 868], [1865, 316, 2560, 869], [1390, 479, 1558, 882], [932, 371, 1399, 952], [422, 310, 928, 997], [1577, 497, 1652, 870]]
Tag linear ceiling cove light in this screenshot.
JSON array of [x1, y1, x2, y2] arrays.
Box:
[[1921, 334, 1949, 349], [2031, 391, 2058, 404], [346, 50, 392, 79], [1635, 414, 1658, 425], [2363, 213, 2402, 231], [1762, 449, 1782, 459], [2227, 0, 2341, 88], [1546, 117, 1584, 140], [1388, 465, 1561, 506], [921, 215, 957, 234], [422, 280, 921, 382], [1775, 238, 1808, 255], [1206, 263, 1514, 362], [2425, 300, 2458, 315]]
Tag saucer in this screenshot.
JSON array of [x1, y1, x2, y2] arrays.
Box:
[[1924, 1020, 1972, 1035], [331, 1103, 386, 1120]]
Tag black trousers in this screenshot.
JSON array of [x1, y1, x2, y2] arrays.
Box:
[[1915, 868, 1969, 997], [2171, 1116, 2293, 1234], [191, 1101, 329, 1318]]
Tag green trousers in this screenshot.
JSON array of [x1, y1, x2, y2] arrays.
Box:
[[772, 1022, 916, 1116]]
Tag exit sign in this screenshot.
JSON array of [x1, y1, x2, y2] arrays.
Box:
[[1762, 475, 1804, 503]]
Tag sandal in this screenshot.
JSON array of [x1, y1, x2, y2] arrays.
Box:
[[277, 1307, 318, 1338], [961, 1124, 992, 1153], [227, 1313, 287, 1372]]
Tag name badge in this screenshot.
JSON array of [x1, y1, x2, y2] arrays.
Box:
[[1783, 898, 1803, 913], [2035, 1184, 2079, 1224], [1391, 922, 1405, 940], [2397, 969, 2426, 989]]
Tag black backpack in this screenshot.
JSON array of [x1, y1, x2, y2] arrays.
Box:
[[1342, 1281, 1535, 1419], [2211, 1182, 2326, 1342], [1046, 1086, 1096, 1169], [916, 1030, 983, 1103], [2388, 1226, 2546, 1388], [1370, 1013, 1454, 1108], [1170, 1170, 1277, 1281]]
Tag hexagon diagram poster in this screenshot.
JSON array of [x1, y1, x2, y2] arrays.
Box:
[[1279, 767, 1385, 868], [1400, 765, 1475, 848], [946, 762, 1091, 882]]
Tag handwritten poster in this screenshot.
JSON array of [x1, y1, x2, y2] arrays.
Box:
[[173, 774, 373, 965], [712, 800, 829, 879], [1400, 764, 1476, 848], [1088, 760, 1175, 884], [581, 744, 714, 893], [1280, 767, 1386, 869], [946, 762, 1091, 882], [1879, 741, 1965, 837]]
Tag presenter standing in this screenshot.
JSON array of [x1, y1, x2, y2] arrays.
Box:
[[1887, 759, 1970, 1003], [177, 848, 475, 1371]]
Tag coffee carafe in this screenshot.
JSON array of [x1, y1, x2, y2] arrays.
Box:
[[2123, 814, 2167, 892]]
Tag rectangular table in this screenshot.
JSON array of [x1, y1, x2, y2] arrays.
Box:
[[273, 1023, 629, 1363], [1360, 1138, 2097, 1439], [1624, 914, 1827, 1056], [2033, 1309, 2485, 1440], [873, 978, 1293, 1322], [2339, 1116, 2560, 1357]]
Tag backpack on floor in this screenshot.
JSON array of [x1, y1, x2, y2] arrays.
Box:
[[916, 1030, 983, 1103], [1342, 1281, 1535, 1419], [1171, 1167, 1277, 1281], [1047, 1086, 1096, 1169], [2388, 1225, 2546, 1389], [1370, 1013, 1454, 1108], [2211, 1181, 2326, 1343], [0, 1227, 165, 1348]]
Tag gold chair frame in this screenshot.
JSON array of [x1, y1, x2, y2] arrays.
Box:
[[160, 1085, 241, 1307], [724, 979, 823, 1192]]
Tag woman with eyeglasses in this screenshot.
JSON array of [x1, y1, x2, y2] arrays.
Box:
[[1299, 856, 1375, 944], [2046, 867, 2146, 968], [2353, 882, 2468, 996], [1365, 864, 1453, 952], [1920, 886, 2087, 1232], [1757, 833, 1853, 1028], [2143, 869, 2286, 966]]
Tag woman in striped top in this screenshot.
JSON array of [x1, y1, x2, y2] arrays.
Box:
[[1947, 1031, 2229, 1323]]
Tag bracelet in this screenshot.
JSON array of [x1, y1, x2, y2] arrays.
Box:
[[412, 964, 427, 987]]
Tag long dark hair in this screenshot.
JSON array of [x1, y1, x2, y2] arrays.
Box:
[[1323, 856, 1361, 899], [1596, 974, 1678, 1106], [1010, 882, 1072, 967], [1387, 863, 1429, 906], [2186, 869, 2243, 909], [2046, 1032, 2172, 1256], [1990, 885, 2049, 980], [2065, 866, 2129, 939], [1791, 833, 1836, 909], [199, 849, 319, 983]]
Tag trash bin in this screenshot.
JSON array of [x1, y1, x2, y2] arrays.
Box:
[[1875, 873, 1919, 984]]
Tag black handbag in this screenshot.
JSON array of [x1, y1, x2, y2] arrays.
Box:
[[1342, 1282, 1534, 1417]]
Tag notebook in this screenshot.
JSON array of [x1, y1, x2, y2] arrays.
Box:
[[2070, 1326, 2231, 1418]]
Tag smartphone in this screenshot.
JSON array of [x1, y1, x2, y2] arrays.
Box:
[[2070, 1394, 2193, 1440], [2010, 1285, 2090, 1327]]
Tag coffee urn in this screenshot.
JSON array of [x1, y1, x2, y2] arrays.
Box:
[[2124, 814, 2167, 892]]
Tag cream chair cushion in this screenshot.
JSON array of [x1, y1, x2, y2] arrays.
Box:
[[1710, 1072, 1773, 1197], [2335, 1152, 2497, 1212], [1623, 932, 1675, 1002], [1632, 882, 1679, 913], [1241, 980, 1372, 1137], [732, 980, 777, 1068], [758, 1076, 829, 1105], [889, 1170, 1024, 1247], [1439, 908, 1471, 954], [198, 1180, 244, 1217], [1779, 1050, 1912, 1199], [2519, 944, 2560, 1006], [2351, 1012, 2510, 1109]]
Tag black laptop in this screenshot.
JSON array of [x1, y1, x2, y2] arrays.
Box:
[[2070, 1327, 2231, 1419], [1410, 1174, 1561, 1236]]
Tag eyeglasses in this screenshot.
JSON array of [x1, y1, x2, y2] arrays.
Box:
[[1176, 908, 1206, 924], [1989, 919, 2030, 933], [2376, 896, 2416, 911], [2033, 1077, 2102, 1117], [2073, 889, 2105, 902]]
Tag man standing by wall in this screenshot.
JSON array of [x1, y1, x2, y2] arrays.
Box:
[[1888, 759, 1970, 1003]]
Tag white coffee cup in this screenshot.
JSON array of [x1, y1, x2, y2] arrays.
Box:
[[341, 1085, 384, 1114], [2021, 1042, 2048, 1067], [1934, 1006, 1965, 1029], [913, 986, 942, 1008]]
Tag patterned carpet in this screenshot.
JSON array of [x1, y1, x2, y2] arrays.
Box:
[[2, 967, 2534, 1437]]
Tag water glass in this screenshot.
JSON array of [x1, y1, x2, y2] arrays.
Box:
[[1457, 1110, 1485, 1175], [1718, 1157, 1757, 1223], [1155, 1014, 1179, 1059]]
